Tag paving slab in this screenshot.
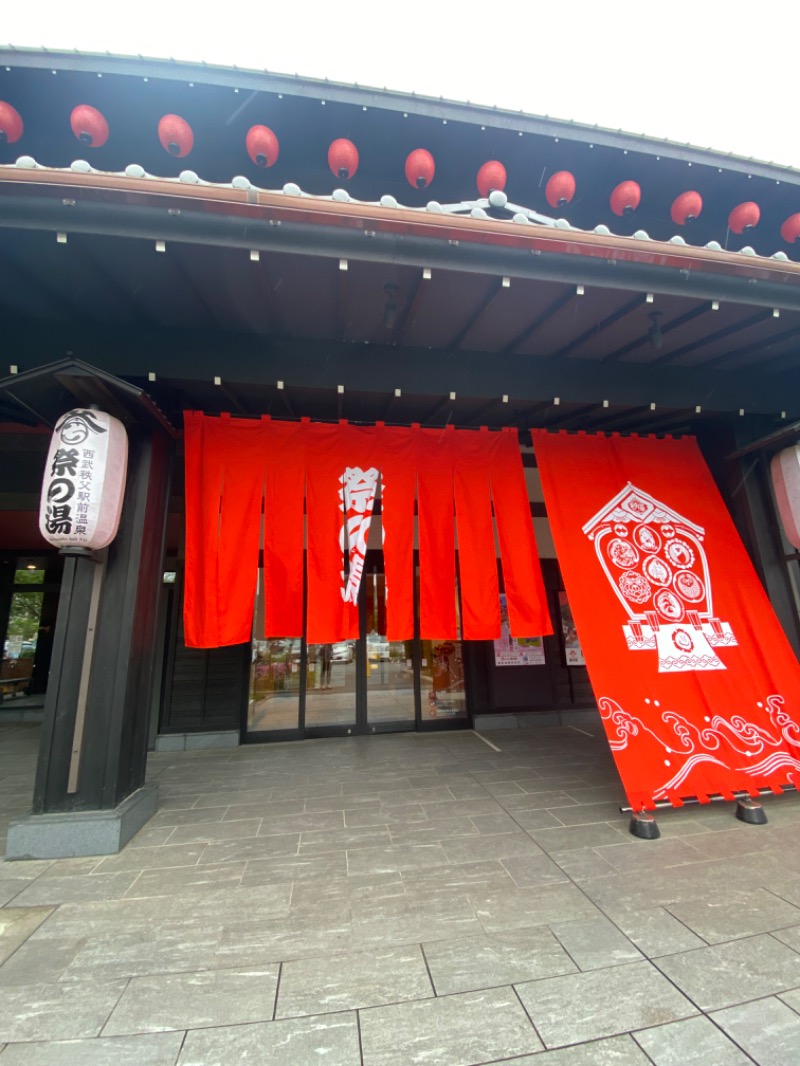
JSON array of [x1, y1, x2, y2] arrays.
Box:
[[0, 937, 86, 986], [9, 871, 138, 906], [0, 906, 53, 965], [498, 1035, 653, 1065], [714, 996, 800, 1066], [468, 882, 601, 933], [655, 933, 800, 1011], [600, 905, 707, 958], [0, 979, 128, 1041], [550, 915, 644, 971], [422, 927, 576, 995], [0, 1031, 185, 1066], [359, 986, 543, 1066], [633, 1012, 762, 1065], [666, 887, 800, 944], [176, 1012, 361, 1066], [102, 965, 280, 1035], [515, 960, 698, 1048], [276, 945, 433, 1018]]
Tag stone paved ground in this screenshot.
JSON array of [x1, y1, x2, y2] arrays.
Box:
[[2, 718, 800, 1064]]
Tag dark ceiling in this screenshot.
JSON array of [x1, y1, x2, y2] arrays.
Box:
[[2, 53, 800, 442]]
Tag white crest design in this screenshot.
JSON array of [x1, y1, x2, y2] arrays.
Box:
[[339, 466, 380, 604], [583, 484, 736, 672]]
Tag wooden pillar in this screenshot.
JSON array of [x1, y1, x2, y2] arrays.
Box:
[[9, 425, 173, 856]]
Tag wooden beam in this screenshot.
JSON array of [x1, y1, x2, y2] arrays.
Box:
[[500, 290, 574, 356]]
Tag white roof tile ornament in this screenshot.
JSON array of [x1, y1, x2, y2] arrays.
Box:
[[1, 157, 797, 269]]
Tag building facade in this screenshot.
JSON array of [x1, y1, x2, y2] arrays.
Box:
[[2, 49, 800, 851]]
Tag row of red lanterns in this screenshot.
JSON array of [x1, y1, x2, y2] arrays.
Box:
[[3, 99, 800, 243]]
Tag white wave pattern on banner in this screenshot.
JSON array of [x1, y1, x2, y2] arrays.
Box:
[[598, 693, 799, 798]]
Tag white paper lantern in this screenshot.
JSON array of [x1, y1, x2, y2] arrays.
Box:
[[39, 408, 128, 550], [771, 444, 800, 550]]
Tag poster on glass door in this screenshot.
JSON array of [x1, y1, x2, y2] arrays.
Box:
[[493, 594, 546, 667], [559, 591, 585, 665]]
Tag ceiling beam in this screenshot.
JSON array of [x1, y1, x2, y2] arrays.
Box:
[[0, 246, 79, 321], [250, 259, 285, 337], [336, 262, 349, 343], [501, 290, 575, 356], [556, 294, 645, 359], [602, 302, 712, 363], [464, 396, 502, 425], [541, 402, 608, 431], [448, 278, 505, 350], [165, 252, 222, 331], [392, 273, 425, 347], [423, 395, 455, 425], [54, 372, 134, 425], [701, 322, 800, 372], [651, 309, 773, 367]]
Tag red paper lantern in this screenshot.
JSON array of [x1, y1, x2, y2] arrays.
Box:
[[70, 105, 109, 148], [477, 160, 506, 198], [545, 170, 576, 209], [670, 190, 703, 226], [405, 148, 435, 189], [246, 125, 279, 168], [781, 213, 800, 244], [328, 138, 359, 180], [157, 114, 194, 158], [610, 180, 641, 216], [0, 101, 23, 144], [728, 201, 760, 234]]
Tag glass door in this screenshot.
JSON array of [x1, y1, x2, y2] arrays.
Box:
[[305, 639, 358, 728], [364, 560, 416, 731], [247, 552, 471, 739]]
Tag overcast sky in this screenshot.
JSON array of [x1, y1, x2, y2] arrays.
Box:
[[4, 1, 799, 168]]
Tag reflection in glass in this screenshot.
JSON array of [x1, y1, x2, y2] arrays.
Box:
[[247, 639, 301, 731], [420, 639, 467, 720], [1, 587, 44, 701], [305, 642, 357, 727], [365, 572, 415, 723]]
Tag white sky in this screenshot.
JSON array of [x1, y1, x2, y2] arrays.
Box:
[[4, 0, 800, 168]]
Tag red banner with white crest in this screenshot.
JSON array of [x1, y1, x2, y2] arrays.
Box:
[[533, 430, 800, 811], [184, 415, 551, 648]]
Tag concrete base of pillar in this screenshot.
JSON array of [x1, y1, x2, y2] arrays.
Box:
[[5, 782, 159, 860], [155, 731, 240, 751]]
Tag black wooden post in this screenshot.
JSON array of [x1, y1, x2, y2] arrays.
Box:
[[8, 425, 173, 857]]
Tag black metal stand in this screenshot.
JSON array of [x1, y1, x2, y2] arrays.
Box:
[[629, 810, 660, 839], [735, 797, 768, 824]]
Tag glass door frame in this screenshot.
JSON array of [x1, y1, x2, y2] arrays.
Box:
[[302, 549, 418, 739], [245, 549, 472, 742]]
